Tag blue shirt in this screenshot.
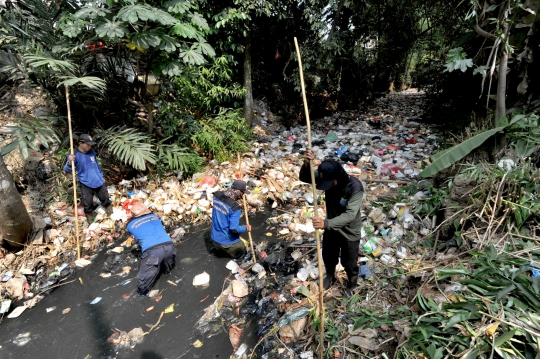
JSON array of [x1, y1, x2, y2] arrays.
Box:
[[211, 191, 246, 245], [63, 149, 105, 188], [126, 213, 172, 252]]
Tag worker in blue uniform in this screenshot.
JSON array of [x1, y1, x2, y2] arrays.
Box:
[[126, 202, 176, 295], [63, 134, 111, 223], [210, 180, 252, 259]]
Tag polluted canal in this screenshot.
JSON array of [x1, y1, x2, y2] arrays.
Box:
[[1, 92, 447, 358], [0, 211, 272, 359]]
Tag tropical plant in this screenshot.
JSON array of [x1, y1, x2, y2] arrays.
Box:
[[94, 125, 201, 175], [420, 113, 537, 178], [191, 108, 252, 162], [0, 115, 60, 158], [400, 245, 540, 359]]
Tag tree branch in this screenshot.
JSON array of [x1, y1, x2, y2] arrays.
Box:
[[474, 23, 497, 41]]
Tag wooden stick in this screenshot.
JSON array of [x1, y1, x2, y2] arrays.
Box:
[[348, 173, 411, 184], [294, 37, 325, 359], [65, 86, 80, 260], [237, 152, 241, 178], [242, 195, 257, 260]]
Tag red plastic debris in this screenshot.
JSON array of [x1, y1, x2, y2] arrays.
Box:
[[199, 175, 217, 188], [405, 138, 418, 145]]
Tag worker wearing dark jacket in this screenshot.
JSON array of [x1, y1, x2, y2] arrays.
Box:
[[126, 202, 176, 296], [300, 148, 364, 294], [210, 180, 252, 259], [63, 134, 111, 223]]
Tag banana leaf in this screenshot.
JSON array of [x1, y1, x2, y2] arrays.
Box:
[[420, 126, 505, 177], [421, 116, 525, 178]]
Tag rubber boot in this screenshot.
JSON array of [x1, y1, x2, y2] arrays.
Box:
[[105, 204, 113, 216], [323, 272, 336, 290], [343, 275, 359, 297], [85, 211, 96, 223]]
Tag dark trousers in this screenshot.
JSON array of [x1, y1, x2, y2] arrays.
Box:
[[137, 242, 176, 295], [80, 182, 110, 213], [212, 239, 246, 259], [322, 230, 359, 280]]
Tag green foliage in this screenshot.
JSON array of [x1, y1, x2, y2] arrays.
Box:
[[459, 160, 540, 229], [155, 140, 203, 176], [443, 47, 473, 72], [0, 115, 60, 158], [96, 126, 157, 171], [400, 245, 540, 359], [386, 184, 450, 220], [192, 109, 252, 162], [507, 114, 540, 158], [155, 53, 250, 164], [420, 113, 531, 178], [93, 126, 204, 176]]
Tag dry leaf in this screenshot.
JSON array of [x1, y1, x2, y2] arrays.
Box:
[[486, 322, 499, 339]]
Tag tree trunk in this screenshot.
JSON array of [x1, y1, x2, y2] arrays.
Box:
[[243, 28, 254, 126], [494, 22, 509, 153], [495, 23, 509, 125], [0, 155, 32, 248]]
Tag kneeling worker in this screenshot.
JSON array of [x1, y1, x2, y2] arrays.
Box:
[[210, 180, 252, 259], [126, 202, 176, 296]]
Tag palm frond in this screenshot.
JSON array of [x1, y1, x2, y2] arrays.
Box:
[[156, 140, 198, 171], [0, 116, 60, 158], [96, 126, 157, 171], [58, 76, 107, 93], [25, 55, 76, 73], [0, 52, 28, 81]]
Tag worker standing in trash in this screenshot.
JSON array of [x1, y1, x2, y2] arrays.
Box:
[[63, 134, 112, 223], [210, 180, 252, 259], [126, 202, 176, 296], [300, 148, 364, 295]]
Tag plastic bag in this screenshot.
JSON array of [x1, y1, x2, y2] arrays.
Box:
[[379, 163, 402, 176], [199, 175, 217, 188]]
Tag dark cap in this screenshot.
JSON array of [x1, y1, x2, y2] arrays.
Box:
[[231, 180, 250, 194], [79, 134, 96, 145], [316, 160, 341, 190]]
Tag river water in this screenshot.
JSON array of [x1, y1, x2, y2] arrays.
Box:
[[0, 211, 271, 359]]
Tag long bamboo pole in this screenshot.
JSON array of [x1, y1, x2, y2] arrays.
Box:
[[65, 86, 81, 260], [242, 195, 257, 260], [294, 37, 325, 359]]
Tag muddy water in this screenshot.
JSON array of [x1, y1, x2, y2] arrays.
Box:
[[0, 211, 271, 359]]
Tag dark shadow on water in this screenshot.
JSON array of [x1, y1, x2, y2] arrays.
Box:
[[88, 296, 115, 358], [140, 351, 164, 359]]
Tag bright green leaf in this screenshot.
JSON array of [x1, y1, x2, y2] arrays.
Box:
[[171, 23, 198, 38], [179, 48, 205, 65], [74, 7, 110, 19], [132, 32, 162, 49], [165, 0, 190, 14], [96, 20, 127, 38], [191, 12, 209, 30], [194, 41, 215, 57]]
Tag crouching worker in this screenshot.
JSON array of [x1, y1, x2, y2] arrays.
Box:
[[126, 202, 176, 296], [210, 180, 252, 259]]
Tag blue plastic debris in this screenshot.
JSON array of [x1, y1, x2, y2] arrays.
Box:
[[359, 265, 372, 279], [336, 146, 348, 156], [90, 297, 102, 305], [128, 190, 137, 198]]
